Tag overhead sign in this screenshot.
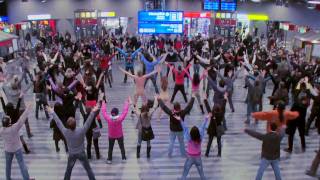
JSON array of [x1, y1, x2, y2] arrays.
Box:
[[27, 14, 52, 20], [100, 11, 116, 18], [138, 11, 183, 23], [203, 0, 220, 11], [138, 23, 183, 34], [184, 12, 212, 18], [220, 0, 237, 11]]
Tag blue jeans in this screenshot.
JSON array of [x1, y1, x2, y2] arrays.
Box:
[[64, 151, 96, 180], [182, 157, 206, 180], [256, 158, 281, 180], [247, 102, 258, 122], [168, 131, 185, 157], [5, 148, 30, 180]]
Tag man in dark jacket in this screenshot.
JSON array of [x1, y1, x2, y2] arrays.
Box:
[[245, 123, 285, 180], [157, 95, 195, 157]]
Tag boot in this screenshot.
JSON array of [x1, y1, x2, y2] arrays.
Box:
[[147, 146, 151, 158], [137, 145, 141, 158], [217, 148, 221, 157], [200, 105, 205, 114]]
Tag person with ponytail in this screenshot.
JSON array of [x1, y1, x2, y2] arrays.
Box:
[[252, 101, 299, 132]]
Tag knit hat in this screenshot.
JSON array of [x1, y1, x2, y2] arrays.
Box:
[[111, 108, 119, 116]]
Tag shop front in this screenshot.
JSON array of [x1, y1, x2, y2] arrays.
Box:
[[213, 12, 237, 38], [183, 12, 212, 37], [236, 13, 269, 38], [74, 10, 99, 39], [25, 14, 57, 37], [99, 11, 129, 36]]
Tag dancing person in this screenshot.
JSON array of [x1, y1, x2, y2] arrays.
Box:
[[179, 114, 209, 180], [185, 69, 208, 114], [140, 52, 167, 93], [203, 96, 227, 157], [252, 101, 299, 133], [47, 101, 101, 180], [133, 99, 157, 158], [119, 66, 161, 108], [0, 105, 33, 180], [157, 94, 195, 157], [245, 123, 285, 180], [100, 97, 130, 164], [167, 63, 192, 103], [115, 46, 142, 83]]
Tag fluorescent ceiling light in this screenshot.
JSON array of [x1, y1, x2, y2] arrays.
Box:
[[307, 0, 320, 4]]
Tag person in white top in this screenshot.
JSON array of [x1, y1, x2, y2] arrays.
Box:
[[0, 105, 34, 180]]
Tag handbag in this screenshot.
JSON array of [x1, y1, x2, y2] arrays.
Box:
[[141, 126, 154, 141]]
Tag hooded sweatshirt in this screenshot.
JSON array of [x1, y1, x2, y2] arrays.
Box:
[[100, 100, 129, 138]]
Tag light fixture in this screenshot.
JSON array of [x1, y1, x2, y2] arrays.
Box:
[[0, 0, 4, 3], [41, 0, 47, 2], [307, 0, 320, 4]]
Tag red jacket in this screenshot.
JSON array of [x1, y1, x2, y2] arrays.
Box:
[[100, 54, 115, 70]]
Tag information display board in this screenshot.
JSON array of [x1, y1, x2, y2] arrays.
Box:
[[203, 0, 220, 11], [138, 10, 184, 34], [220, 0, 237, 11], [138, 11, 183, 23], [138, 23, 183, 34]]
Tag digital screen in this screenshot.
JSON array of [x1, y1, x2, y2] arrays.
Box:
[[203, 0, 220, 11], [138, 11, 183, 23], [138, 23, 183, 34], [221, 0, 237, 11]]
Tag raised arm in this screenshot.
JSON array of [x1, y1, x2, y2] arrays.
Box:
[[67, 80, 79, 91], [115, 47, 127, 56], [118, 98, 130, 122], [158, 98, 173, 116], [50, 111, 68, 135], [252, 111, 275, 121], [119, 67, 136, 79], [95, 73, 104, 89], [245, 129, 264, 141], [12, 107, 30, 131], [181, 97, 195, 116], [100, 101, 112, 123], [83, 109, 99, 132], [132, 47, 142, 58]]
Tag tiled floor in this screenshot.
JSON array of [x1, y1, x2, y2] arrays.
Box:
[[0, 60, 318, 180]]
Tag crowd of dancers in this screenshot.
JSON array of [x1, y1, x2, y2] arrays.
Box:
[[0, 31, 320, 180]]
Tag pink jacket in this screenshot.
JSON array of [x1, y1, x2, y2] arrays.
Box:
[[100, 100, 130, 138]]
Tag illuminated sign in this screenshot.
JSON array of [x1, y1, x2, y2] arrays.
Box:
[[0, 16, 8, 22], [27, 14, 51, 20], [203, 0, 220, 11], [138, 23, 183, 34], [221, 0, 237, 11], [184, 12, 212, 18], [100, 11, 116, 17], [138, 11, 183, 23], [237, 14, 269, 21]]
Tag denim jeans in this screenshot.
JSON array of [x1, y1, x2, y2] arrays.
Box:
[[247, 102, 258, 122], [64, 151, 96, 180], [181, 157, 206, 180], [168, 131, 185, 157], [256, 158, 281, 180], [5, 148, 30, 180]]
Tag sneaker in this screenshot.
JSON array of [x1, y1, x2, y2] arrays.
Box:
[[106, 160, 112, 164], [122, 158, 126, 163]]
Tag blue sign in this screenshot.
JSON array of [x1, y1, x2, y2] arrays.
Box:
[[203, 0, 220, 11], [138, 11, 183, 23], [221, 0, 237, 11], [138, 23, 183, 34], [0, 16, 9, 22]]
